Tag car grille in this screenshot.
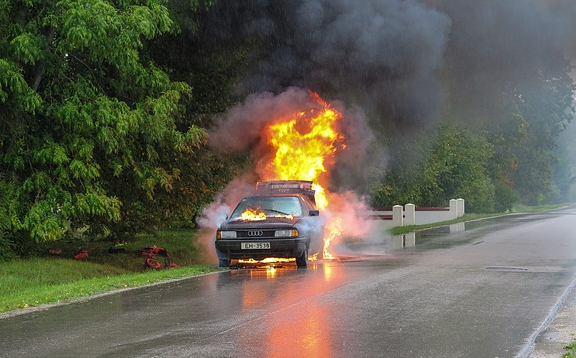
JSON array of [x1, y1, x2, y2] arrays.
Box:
[[236, 230, 276, 238]]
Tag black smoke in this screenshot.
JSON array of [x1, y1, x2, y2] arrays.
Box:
[[200, 0, 451, 129], [200, 0, 575, 122], [423, 0, 576, 114], [201, 0, 576, 191]]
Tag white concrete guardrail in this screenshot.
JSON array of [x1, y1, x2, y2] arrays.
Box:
[[364, 198, 465, 230]]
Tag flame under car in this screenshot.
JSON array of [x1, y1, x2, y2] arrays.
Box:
[[215, 181, 324, 268]]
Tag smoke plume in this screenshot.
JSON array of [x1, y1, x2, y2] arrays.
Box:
[[199, 0, 576, 130], [202, 0, 451, 129]]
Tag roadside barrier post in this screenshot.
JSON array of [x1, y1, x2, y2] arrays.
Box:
[[404, 204, 416, 226], [450, 199, 458, 220], [392, 205, 404, 227], [404, 232, 416, 247], [457, 198, 465, 217]]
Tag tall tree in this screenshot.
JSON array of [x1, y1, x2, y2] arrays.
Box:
[[0, 0, 205, 248], [511, 61, 576, 204]]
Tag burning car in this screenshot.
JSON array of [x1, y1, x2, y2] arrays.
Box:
[[215, 180, 324, 268]]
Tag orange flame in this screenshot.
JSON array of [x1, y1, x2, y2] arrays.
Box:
[[240, 208, 294, 221], [238, 258, 295, 264], [261, 92, 345, 258], [240, 208, 267, 221], [322, 216, 343, 259]]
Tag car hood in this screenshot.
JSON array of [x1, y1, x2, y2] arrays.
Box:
[[221, 216, 300, 230]]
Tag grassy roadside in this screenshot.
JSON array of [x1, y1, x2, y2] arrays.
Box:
[[0, 229, 221, 315], [390, 213, 500, 235], [0, 262, 218, 314]]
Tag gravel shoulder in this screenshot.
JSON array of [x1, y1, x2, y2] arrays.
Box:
[[530, 284, 576, 357]]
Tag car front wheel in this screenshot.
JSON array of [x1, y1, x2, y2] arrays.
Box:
[[296, 246, 308, 268], [218, 258, 230, 268]]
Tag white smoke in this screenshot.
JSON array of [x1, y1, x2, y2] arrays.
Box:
[[196, 173, 258, 261], [321, 191, 378, 256]]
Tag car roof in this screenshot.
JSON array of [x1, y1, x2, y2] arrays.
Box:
[[255, 180, 316, 206]]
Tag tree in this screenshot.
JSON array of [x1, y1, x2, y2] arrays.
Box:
[[554, 121, 576, 202], [0, 174, 19, 260], [371, 125, 497, 213], [418, 125, 496, 212], [0, 0, 205, 250], [510, 61, 576, 204]]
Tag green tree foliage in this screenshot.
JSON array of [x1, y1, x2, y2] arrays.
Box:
[[419, 125, 495, 212], [554, 121, 576, 202], [133, 0, 254, 232], [371, 125, 498, 213], [478, 61, 576, 207], [0, 174, 19, 260], [149, 0, 251, 127], [511, 63, 576, 204], [0, 0, 206, 249]]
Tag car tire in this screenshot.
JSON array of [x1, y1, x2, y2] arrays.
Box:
[[296, 246, 308, 268], [218, 258, 230, 268]]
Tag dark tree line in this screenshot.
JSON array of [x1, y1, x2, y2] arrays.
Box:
[[1, 0, 575, 260]]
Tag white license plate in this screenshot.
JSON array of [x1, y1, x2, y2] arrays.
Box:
[[241, 242, 271, 250]]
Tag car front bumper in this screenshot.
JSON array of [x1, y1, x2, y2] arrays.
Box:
[[215, 237, 308, 260]]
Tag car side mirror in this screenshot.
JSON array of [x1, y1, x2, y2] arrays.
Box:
[[309, 210, 319, 217]]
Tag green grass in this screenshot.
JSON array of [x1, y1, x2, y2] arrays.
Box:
[[564, 342, 576, 358], [512, 203, 572, 213], [390, 213, 499, 235], [35, 228, 209, 271], [0, 257, 129, 292], [0, 261, 219, 314], [0, 229, 221, 315]]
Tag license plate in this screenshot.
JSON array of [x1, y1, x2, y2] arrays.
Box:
[[241, 242, 271, 250]]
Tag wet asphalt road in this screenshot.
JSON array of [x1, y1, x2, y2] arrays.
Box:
[[2, 207, 576, 358]]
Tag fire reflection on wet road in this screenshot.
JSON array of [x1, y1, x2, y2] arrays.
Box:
[[233, 265, 335, 358], [2, 208, 576, 358]]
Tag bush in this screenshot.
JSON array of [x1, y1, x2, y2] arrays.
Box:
[[458, 176, 495, 213], [494, 183, 519, 213], [0, 176, 19, 261]]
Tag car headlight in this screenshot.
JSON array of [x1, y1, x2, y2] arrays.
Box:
[[275, 229, 298, 237], [217, 230, 237, 239]]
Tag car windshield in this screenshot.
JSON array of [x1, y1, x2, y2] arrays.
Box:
[[230, 196, 303, 219]]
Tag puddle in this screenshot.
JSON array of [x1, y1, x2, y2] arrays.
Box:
[[535, 328, 560, 343]]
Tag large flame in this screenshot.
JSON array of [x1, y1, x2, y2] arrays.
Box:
[[240, 208, 267, 221], [261, 92, 345, 258]]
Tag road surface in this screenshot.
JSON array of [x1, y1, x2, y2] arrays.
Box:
[[2, 207, 576, 357]]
